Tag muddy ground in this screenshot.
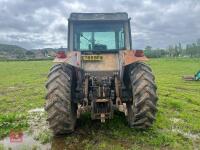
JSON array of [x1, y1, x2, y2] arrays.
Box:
[[1, 108, 200, 150], [1, 108, 144, 150], [1, 59, 200, 150]]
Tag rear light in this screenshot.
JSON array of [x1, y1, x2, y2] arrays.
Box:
[[135, 50, 144, 57], [56, 51, 67, 58]]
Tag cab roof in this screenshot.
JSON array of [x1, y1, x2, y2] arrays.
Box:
[[69, 12, 129, 21]]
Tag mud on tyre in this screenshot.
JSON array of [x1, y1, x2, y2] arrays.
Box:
[[45, 64, 77, 135], [126, 62, 158, 129]]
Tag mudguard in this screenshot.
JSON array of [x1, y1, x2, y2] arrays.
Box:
[[120, 50, 148, 67], [53, 51, 81, 68]]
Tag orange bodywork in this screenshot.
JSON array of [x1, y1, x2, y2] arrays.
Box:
[[53, 50, 148, 69], [122, 50, 148, 66]]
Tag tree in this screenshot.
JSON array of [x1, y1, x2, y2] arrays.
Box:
[[196, 39, 200, 57], [197, 39, 200, 46], [174, 45, 179, 57], [186, 44, 192, 57], [178, 42, 182, 56], [26, 51, 35, 58], [168, 45, 174, 57], [144, 46, 152, 51]]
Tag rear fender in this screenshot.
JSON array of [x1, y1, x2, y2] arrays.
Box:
[[53, 51, 81, 68], [119, 50, 149, 90], [53, 51, 84, 103], [120, 50, 148, 66]]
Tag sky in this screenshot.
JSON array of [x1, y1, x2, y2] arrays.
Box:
[[0, 0, 200, 49]]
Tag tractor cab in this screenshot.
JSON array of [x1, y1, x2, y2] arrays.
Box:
[[54, 13, 147, 72], [68, 13, 132, 52]]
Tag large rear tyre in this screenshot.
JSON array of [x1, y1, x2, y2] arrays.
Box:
[[126, 62, 158, 129], [45, 64, 77, 135]]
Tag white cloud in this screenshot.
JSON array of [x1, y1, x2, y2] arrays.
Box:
[[0, 0, 199, 49]]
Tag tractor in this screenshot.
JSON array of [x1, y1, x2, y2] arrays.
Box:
[[183, 70, 200, 81], [45, 12, 158, 135]]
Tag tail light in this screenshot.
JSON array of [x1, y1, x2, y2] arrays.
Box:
[[135, 50, 144, 57], [56, 51, 67, 58]]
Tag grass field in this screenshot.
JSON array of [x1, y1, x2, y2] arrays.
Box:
[[0, 58, 200, 149]]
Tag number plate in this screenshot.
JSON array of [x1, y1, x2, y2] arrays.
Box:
[[81, 55, 103, 61]]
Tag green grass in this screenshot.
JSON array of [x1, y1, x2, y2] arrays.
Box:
[[0, 113, 28, 139], [0, 61, 52, 139], [0, 58, 200, 149]]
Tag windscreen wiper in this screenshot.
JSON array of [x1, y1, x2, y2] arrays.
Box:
[[80, 33, 92, 44]]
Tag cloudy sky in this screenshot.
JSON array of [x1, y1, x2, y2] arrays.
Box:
[[0, 0, 200, 49]]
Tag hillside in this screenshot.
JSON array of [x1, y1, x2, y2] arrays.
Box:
[[0, 44, 27, 59], [0, 44, 66, 60]]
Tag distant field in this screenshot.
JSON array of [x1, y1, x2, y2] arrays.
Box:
[[0, 58, 200, 149]]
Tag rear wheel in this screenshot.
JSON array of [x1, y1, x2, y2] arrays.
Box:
[[126, 62, 158, 129], [45, 64, 77, 135]]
